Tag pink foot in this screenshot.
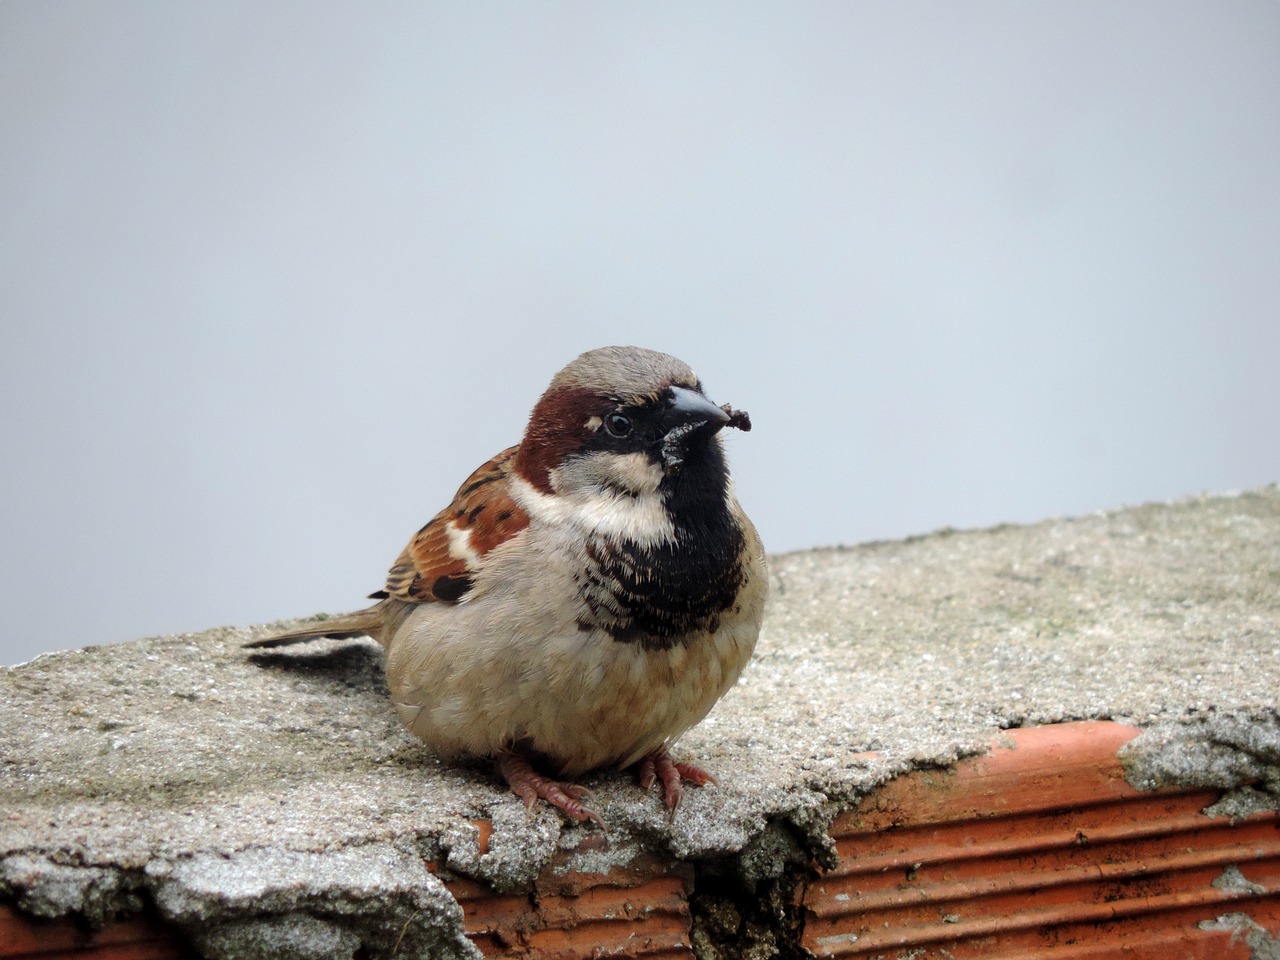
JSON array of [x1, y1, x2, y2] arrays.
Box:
[[497, 753, 604, 826], [634, 747, 717, 812]]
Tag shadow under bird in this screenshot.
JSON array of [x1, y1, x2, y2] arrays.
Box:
[[246, 345, 766, 824]]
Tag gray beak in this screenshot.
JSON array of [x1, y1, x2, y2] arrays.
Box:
[[664, 385, 732, 431]]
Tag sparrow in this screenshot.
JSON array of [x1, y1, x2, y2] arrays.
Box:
[[247, 345, 766, 824]]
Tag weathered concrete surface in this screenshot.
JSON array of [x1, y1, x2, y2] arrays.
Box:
[[2, 486, 1278, 957]]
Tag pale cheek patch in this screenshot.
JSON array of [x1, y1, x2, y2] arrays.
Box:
[[602, 451, 663, 495], [547, 450, 663, 499]]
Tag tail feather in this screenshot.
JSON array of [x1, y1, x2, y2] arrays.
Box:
[[244, 606, 386, 649]]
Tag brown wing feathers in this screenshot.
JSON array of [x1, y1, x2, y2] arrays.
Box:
[[248, 448, 531, 649], [378, 446, 529, 604]]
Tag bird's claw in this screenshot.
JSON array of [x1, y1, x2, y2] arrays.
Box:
[[635, 748, 716, 814], [498, 753, 604, 827]]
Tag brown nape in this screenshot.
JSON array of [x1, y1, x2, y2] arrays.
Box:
[[514, 385, 607, 493]]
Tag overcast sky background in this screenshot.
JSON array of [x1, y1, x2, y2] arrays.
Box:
[[3, 2, 1278, 666]]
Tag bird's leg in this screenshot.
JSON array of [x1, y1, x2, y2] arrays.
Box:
[[497, 752, 604, 827], [634, 746, 717, 812]]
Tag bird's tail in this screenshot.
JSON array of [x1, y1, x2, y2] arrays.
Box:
[[244, 605, 387, 650]]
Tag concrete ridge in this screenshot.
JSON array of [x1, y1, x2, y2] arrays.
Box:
[[2, 486, 1277, 957]]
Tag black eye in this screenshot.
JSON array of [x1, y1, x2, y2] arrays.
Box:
[[604, 412, 633, 438]]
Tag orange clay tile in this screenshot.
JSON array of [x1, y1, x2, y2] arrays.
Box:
[[802, 721, 1280, 959], [0, 904, 193, 960], [435, 851, 696, 958]]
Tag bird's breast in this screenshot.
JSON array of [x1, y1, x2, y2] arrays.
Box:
[[573, 519, 749, 651]]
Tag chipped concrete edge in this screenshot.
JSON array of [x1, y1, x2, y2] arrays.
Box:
[[1, 838, 480, 960], [1120, 712, 1280, 820], [0, 779, 848, 959]]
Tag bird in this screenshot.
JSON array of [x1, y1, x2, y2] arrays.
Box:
[[246, 345, 766, 824]]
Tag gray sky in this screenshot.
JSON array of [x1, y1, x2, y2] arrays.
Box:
[[3, 2, 1278, 666]]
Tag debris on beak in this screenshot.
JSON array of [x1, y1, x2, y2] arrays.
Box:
[[720, 404, 751, 432]]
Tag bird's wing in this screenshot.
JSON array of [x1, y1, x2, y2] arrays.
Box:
[[374, 445, 530, 604]]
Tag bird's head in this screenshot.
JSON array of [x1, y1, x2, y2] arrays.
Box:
[[514, 345, 751, 501]]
